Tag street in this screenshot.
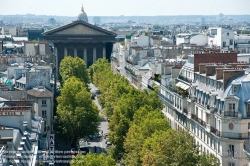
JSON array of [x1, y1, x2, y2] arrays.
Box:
[[88, 83, 109, 154], [50, 83, 109, 166]]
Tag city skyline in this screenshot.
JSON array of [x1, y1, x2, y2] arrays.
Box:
[[0, 0, 250, 16]]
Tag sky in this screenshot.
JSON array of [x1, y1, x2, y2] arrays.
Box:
[[0, 0, 250, 16]]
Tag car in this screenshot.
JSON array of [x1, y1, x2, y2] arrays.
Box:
[[106, 142, 112, 148], [104, 133, 108, 139], [95, 89, 101, 95], [91, 93, 96, 99]]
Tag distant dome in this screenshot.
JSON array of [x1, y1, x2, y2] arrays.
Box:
[[78, 4, 88, 22]]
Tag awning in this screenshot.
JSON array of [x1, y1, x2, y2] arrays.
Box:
[[176, 82, 190, 90]]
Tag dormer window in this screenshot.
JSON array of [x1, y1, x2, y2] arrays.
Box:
[[233, 86, 237, 93], [232, 85, 238, 94]]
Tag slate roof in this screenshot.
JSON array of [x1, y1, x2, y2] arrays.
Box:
[[27, 87, 52, 98]]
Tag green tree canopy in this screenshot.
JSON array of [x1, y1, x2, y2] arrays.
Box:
[[153, 24, 162, 29], [124, 107, 170, 166], [70, 153, 117, 166], [140, 130, 219, 166], [55, 76, 99, 146], [59, 56, 89, 85]]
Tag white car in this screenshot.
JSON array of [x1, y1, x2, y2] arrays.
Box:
[[106, 142, 112, 148]]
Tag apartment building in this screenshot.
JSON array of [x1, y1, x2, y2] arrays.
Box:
[[234, 34, 250, 54], [208, 27, 234, 51], [160, 51, 250, 166], [0, 95, 44, 166]]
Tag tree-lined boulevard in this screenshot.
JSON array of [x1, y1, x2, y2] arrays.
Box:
[[54, 57, 219, 166]]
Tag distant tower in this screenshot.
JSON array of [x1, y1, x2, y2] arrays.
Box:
[[77, 4, 88, 22], [48, 18, 56, 25]]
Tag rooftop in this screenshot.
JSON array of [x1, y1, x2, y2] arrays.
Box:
[[27, 86, 52, 98]]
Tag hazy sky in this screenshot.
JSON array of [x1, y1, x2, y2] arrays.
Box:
[[1, 0, 250, 16]]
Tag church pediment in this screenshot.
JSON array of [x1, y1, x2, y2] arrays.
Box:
[[43, 20, 116, 36]]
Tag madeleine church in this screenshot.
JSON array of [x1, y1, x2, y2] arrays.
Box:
[[43, 5, 117, 72]]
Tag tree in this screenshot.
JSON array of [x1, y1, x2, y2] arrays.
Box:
[[124, 107, 170, 166], [55, 77, 99, 146], [70, 153, 117, 166], [153, 24, 162, 29], [140, 130, 219, 166], [59, 56, 89, 85]]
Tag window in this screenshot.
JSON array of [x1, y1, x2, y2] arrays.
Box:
[[233, 86, 238, 94], [223, 41, 226, 47], [227, 33, 229, 36], [228, 163, 235, 166], [247, 104, 250, 116], [218, 142, 220, 153], [229, 103, 235, 111], [42, 100, 47, 105], [229, 144, 234, 157], [42, 110, 47, 117], [211, 29, 217, 35], [230, 39, 233, 45]]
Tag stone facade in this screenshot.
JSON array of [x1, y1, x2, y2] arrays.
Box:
[[43, 20, 116, 72]]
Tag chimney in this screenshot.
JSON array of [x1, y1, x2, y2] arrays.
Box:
[[199, 64, 206, 74], [206, 65, 232, 76], [223, 70, 245, 90], [216, 68, 232, 80], [206, 65, 217, 76]]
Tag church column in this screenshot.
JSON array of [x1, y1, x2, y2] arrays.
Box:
[[53, 42, 58, 76], [74, 43, 77, 57], [83, 43, 87, 64], [102, 42, 106, 59], [64, 43, 68, 57], [93, 43, 96, 63]]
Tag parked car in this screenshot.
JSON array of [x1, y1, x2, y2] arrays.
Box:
[[106, 142, 112, 148], [95, 89, 101, 95], [91, 93, 96, 99], [104, 133, 108, 139]]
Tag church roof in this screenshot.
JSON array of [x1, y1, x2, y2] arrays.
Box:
[[42, 20, 117, 37]]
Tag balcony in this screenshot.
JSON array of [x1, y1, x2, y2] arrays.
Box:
[[210, 126, 248, 139], [158, 93, 174, 104], [224, 111, 238, 117], [125, 66, 139, 78], [41, 104, 47, 107], [221, 132, 248, 139], [148, 85, 155, 91], [178, 75, 192, 83], [191, 114, 206, 128], [210, 126, 220, 137]]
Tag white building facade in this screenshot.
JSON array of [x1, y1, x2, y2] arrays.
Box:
[[160, 53, 250, 166]]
